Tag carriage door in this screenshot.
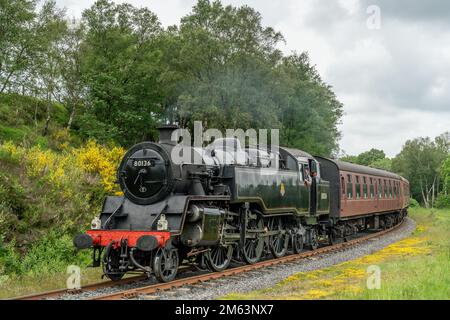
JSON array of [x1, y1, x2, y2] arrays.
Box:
[[341, 175, 346, 208]]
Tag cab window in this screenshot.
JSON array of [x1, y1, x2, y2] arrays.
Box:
[[303, 164, 310, 181], [298, 163, 304, 181]]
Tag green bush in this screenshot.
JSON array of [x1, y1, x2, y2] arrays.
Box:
[[0, 240, 22, 274], [0, 232, 91, 276], [409, 198, 420, 208], [436, 193, 450, 209]]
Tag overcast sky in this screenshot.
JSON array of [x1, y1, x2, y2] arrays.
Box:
[[54, 0, 450, 157]]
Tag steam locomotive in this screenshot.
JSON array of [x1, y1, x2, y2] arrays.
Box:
[[74, 125, 409, 282]]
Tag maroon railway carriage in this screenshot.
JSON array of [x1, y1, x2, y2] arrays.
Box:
[[317, 157, 409, 230]]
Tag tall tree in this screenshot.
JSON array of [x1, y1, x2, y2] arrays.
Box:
[[29, 1, 67, 135], [0, 0, 36, 93], [278, 53, 343, 156], [392, 136, 448, 208], [55, 19, 86, 130], [168, 0, 284, 132], [80, 0, 163, 144]]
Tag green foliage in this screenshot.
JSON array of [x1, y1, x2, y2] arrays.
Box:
[[340, 149, 392, 171], [409, 198, 420, 208], [164, 1, 342, 156], [341, 149, 388, 166], [1, 0, 344, 154], [0, 93, 67, 127], [392, 134, 449, 207], [80, 0, 164, 145], [0, 0, 36, 93], [369, 157, 392, 171], [441, 156, 450, 195], [0, 93, 68, 144], [436, 193, 450, 209], [356, 149, 386, 166], [0, 232, 91, 276]]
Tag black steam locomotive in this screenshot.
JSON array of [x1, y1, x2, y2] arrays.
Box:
[[74, 125, 409, 282]]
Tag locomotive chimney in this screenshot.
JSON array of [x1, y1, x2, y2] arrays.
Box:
[[158, 124, 180, 144]]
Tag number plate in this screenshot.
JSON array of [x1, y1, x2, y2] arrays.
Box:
[[132, 159, 153, 167]]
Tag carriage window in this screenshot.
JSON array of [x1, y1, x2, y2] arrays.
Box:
[[341, 176, 346, 197], [389, 180, 393, 198], [384, 180, 388, 198], [363, 177, 368, 199], [347, 174, 353, 199], [370, 178, 375, 198], [378, 179, 382, 198], [355, 176, 361, 199]]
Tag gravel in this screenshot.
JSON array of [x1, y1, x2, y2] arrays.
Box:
[[149, 217, 416, 300], [57, 218, 415, 300]]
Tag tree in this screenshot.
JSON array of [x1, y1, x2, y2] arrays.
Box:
[[164, 1, 342, 156], [55, 19, 86, 130], [278, 53, 343, 156], [392, 136, 448, 208], [341, 148, 386, 166], [29, 1, 67, 136], [356, 149, 386, 166], [369, 157, 392, 171], [167, 0, 284, 132], [0, 0, 37, 93], [80, 0, 164, 144]]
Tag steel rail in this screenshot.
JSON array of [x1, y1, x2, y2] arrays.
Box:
[[91, 220, 406, 300], [13, 274, 148, 300]]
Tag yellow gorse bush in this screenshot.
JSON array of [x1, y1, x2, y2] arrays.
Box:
[[0, 140, 125, 195], [74, 140, 125, 193], [0, 141, 23, 160]]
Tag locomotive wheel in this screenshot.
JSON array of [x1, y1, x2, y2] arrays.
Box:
[[242, 218, 264, 264], [102, 243, 126, 281], [153, 248, 179, 283], [269, 218, 289, 258], [293, 233, 304, 254], [308, 228, 319, 250], [206, 245, 233, 272]]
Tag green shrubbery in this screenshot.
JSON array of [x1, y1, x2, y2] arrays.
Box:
[[0, 232, 91, 278], [409, 198, 420, 208], [0, 135, 124, 279], [0, 93, 68, 145], [436, 193, 450, 209]]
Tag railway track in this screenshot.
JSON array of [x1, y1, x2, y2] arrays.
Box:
[[12, 220, 404, 300], [90, 220, 405, 300], [13, 274, 148, 300]]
